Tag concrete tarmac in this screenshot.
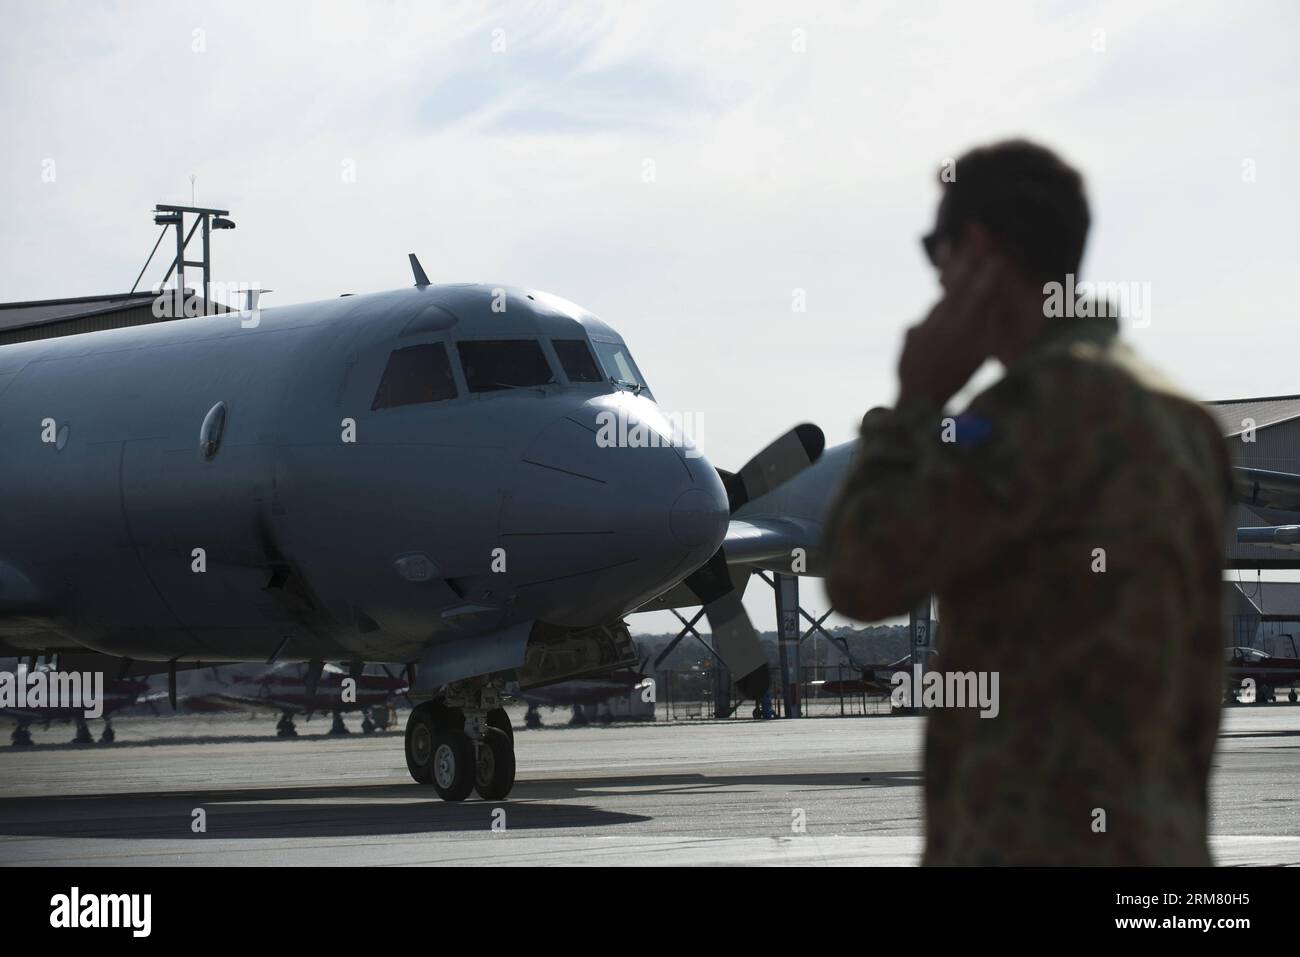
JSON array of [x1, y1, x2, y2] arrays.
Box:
[[0, 705, 1297, 866]]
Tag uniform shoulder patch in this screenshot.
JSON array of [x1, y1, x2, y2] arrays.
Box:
[[943, 412, 993, 447]]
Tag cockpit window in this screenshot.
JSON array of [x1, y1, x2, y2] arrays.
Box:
[[592, 339, 649, 392], [457, 339, 557, 392], [371, 343, 457, 410], [552, 339, 605, 383]]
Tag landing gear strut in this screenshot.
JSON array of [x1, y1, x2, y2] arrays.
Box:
[[100, 720, 115, 744], [73, 716, 94, 745], [276, 712, 298, 737], [329, 711, 349, 735], [404, 688, 517, 801]]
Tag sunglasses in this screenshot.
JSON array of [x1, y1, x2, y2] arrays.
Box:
[[921, 230, 954, 268]]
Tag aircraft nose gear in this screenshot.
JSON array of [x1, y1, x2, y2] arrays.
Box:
[[276, 713, 298, 737], [329, 711, 349, 735], [100, 721, 115, 744], [11, 724, 33, 746], [404, 688, 518, 800]]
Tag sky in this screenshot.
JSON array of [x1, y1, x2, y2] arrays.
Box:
[[2, 0, 1298, 633]]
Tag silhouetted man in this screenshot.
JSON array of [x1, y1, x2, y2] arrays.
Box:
[[825, 140, 1233, 865]]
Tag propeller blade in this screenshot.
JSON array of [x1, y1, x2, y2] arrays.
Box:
[[682, 551, 768, 699], [386, 663, 415, 706], [704, 590, 770, 700], [723, 423, 824, 513]]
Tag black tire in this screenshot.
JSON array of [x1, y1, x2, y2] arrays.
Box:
[[431, 728, 476, 801], [487, 707, 514, 743], [432, 701, 464, 732], [405, 703, 438, 783], [474, 726, 516, 801]]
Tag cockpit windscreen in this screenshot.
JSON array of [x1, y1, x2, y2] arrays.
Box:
[[552, 339, 605, 383], [591, 339, 650, 393], [457, 340, 557, 392]]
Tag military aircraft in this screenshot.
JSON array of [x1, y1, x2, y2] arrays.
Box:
[[1, 660, 147, 746], [517, 663, 652, 726], [0, 256, 829, 800], [174, 661, 407, 735], [1224, 646, 1300, 703]]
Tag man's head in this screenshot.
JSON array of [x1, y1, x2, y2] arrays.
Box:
[[924, 140, 1090, 291]]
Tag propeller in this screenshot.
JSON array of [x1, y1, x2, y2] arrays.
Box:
[[681, 423, 825, 701], [721, 423, 824, 513], [382, 663, 415, 706]]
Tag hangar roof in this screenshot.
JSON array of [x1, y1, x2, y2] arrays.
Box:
[[0, 292, 158, 333], [1206, 395, 1300, 437]]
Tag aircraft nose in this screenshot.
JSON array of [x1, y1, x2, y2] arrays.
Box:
[[671, 486, 727, 548], [500, 396, 728, 624]]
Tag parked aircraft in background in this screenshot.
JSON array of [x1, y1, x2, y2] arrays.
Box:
[[1, 661, 146, 746], [517, 664, 651, 726], [176, 661, 407, 735], [1225, 646, 1300, 703]]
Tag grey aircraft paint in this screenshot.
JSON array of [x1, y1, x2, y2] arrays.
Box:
[[0, 283, 729, 683]]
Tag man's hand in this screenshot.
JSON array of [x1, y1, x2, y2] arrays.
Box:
[[897, 232, 1008, 409]]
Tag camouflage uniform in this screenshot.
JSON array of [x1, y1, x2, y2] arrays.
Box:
[[825, 315, 1233, 865]]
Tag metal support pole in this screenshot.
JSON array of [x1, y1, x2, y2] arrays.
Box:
[[201, 212, 211, 313], [655, 609, 705, 668], [173, 214, 186, 304], [775, 572, 801, 717], [909, 594, 933, 711]]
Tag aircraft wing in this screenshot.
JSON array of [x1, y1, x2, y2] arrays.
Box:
[[1235, 467, 1300, 512], [1237, 526, 1300, 549], [722, 517, 819, 565]]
